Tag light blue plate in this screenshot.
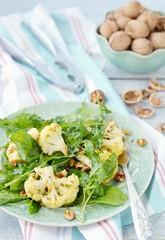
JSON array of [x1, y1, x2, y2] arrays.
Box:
[[0, 102, 154, 227]]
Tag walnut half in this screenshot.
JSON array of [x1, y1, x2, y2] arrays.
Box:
[[135, 105, 154, 118], [90, 89, 105, 104], [156, 122, 165, 133], [149, 93, 163, 107], [122, 90, 142, 104], [149, 78, 165, 91]]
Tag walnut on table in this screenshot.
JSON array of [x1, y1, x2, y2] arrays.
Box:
[[149, 78, 165, 91], [135, 105, 154, 118], [156, 122, 165, 133], [149, 93, 164, 108], [122, 89, 142, 104], [90, 89, 105, 104]]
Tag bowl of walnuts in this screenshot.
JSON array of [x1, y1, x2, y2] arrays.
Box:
[[96, 1, 165, 73]]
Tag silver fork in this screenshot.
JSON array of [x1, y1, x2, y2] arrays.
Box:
[[118, 141, 155, 240]]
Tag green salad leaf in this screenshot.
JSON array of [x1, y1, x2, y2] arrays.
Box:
[[89, 186, 128, 205], [0, 113, 52, 135], [0, 189, 27, 205], [28, 200, 41, 215], [10, 130, 40, 162]]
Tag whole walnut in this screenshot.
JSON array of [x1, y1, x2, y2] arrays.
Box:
[[156, 17, 165, 31], [99, 22, 113, 39], [106, 12, 115, 21], [109, 31, 131, 51], [106, 20, 119, 33], [125, 20, 149, 39], [123, 1, 142, 18], [131, 38, 153, 55], [137, 10, 158, 31], [114, 7, 125, 20], [149, 32, 165, 49], [117, 16, 131, 30]]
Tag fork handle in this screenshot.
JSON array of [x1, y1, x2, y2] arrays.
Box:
[[123, 166, 155, 240]]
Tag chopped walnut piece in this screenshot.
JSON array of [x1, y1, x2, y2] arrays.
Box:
[[9, 160, 17, 167], [149, 78, 165, 91], [20, 189, 27, 197], [68, 159, 76, 167], [114, 170, 125, 182], [156, 122, 165, 133], [122, 90, 142, 104], [124, 129, 131, 135], [74, 161, 91, 172], [135, 105, 154, 118], [55, 170, 67, 178], [137, 138, 147, 147], [149, 93, 163, 107], [64, 210, 75, 221]]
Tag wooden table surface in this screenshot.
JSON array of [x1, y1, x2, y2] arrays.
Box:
[[0, 0, 165, 239]]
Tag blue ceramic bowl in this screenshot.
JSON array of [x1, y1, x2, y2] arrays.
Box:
[[96, 29, 165, 73]]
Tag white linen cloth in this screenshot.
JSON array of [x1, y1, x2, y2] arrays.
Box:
[[0, 5, 165, 240]]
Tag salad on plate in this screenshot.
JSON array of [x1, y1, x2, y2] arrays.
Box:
[[0, 102, 128, 222]]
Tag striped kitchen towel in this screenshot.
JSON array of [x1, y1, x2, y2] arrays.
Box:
[[0, 5, 165, 240]]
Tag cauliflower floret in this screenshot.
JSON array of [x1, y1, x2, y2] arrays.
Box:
[[99, 149, 111, 161], [102, 120, 125, 156], [24, 166, 79, 209], [38, 123, 68, 156], [76, 152, 92, 168], [27, 127, 40, 141], [6, 142, 23, 163]]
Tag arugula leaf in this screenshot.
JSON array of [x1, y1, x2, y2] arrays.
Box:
[[95, 153, 118, 183], [10, 130, 40, 162], [84, 140, 100, 167], [84, 140, 118, 183], [89, 185, 128, 205], [99, 104, 111, 117], [0, 189, 27, 205], [0, 170, 14, 187], [28, 200, 41, 215], [0, 113, 52, 135]]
